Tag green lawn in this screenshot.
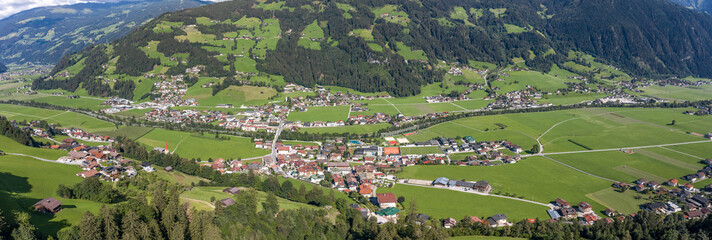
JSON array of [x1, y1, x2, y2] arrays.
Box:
[[585, 188, 648, 214], [180, 187, 317, 212], [0, 155, 106, 237], [397, 157, 611, 212], [136, 128, 269, 160], [0, 135, 67, 160], [550, 151, 693, 183], [636, 84, 712, 101], [0, 104, 115, 132], [378, 184, 549, 220], [189, 85, 277, 107], [96, 125, 154, 140], [396, 42, 427, 61], [299, 123, 391, 134], [287, 106, 350, 122], [400, 146, 443, 155], [490, 70, 569, 93]]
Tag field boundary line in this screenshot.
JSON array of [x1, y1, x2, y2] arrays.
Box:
[[41, 111, 70, 120], [449, 102, 467, 111], [449, 122, 484, 133], [383, 98, 402, 114], [526, 140, 712, 157], [541, 155, 619, 182], [659, 146, 705, 160], [172, 136, 187, 154], [133, 128, 155, 140]]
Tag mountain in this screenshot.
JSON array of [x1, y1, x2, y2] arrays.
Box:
[[0, 62, 6, 73], [0, 0, 210, 65], [668, 0, 712, 13], [35, 0, 712, 98]]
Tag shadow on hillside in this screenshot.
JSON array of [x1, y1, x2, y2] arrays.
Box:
[[0, 171, 71, 238]]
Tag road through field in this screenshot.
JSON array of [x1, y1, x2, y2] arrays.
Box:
[[397, 180, 553, 208], [522, 140, 711, 157]]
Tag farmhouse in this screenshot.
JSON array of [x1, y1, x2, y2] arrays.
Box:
[[220, 198, 236, 207], [223, 187, 240, 195], [443, 218, 457, 228], [487, 214, 509, 227], [76, 169, 100, 178], [376, 193, 397, 208], [34, 197, 62, 214]]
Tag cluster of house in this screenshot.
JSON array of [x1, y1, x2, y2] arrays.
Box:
[[431, 177, 492, 194], [0, 64, 51, 81], [441, 214, 512, 228], [640, 194, 712, 220], [485, 88, 553, 110], [546, 198, 603, 225], [62, 128, 113, 142], [144, 109, 226, 124], [439, 137, 523, 156], [53, 138, 139, 181]]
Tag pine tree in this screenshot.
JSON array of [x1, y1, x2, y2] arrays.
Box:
[[10, 212, 37, 240], [79, 212, 102, 240], [261, 193, 279, 216], [121, 210, 144, 240], [100, 206, 120, 240]]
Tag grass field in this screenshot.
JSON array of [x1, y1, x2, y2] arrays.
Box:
[[0, 104, 115, 132], [490, 70, 569, 93], [96, 125, 154, 140], [287, 106, 350, 122], [136, 128, 269, 160], [0, 155, 106, 236], [154, 168, 207, 186], [189, 85, 278, 107], [636, 85, 712, 101], [378, 184, 549, 220], [298, 123, 391, 134], [400, 146, 443, 155], [180, 187, 317, 212], [550, 151, 694, 183], [0, 135, 66, 160], [396, 42, 427, 61], [372, 5, 410, 26], [585, 188, 647, 214], [397, 157, 612, 213]]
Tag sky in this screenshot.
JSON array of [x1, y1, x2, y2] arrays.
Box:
[[0, 0, 225, 20]]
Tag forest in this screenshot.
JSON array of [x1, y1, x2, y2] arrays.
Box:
[[35, 0, 712, 98]]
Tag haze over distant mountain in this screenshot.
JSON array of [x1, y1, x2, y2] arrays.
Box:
[[0, 62, 7, 74], [0, 0, 210, 65]]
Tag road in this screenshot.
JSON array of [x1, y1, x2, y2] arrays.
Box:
[[265, 122, 285, 166], [397, 180, 553, 208], [521, 140, 711, 158], [4, 153, 59, 163]]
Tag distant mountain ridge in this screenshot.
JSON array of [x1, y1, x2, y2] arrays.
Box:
[[0, 63, 6, 73], [668, 0, 712, 13], [0, 0, 210, 65], [36, 0, 712, 98]]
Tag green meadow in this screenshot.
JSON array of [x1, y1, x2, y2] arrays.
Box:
[[378, 184, 549, 220], [287, 106, 351, 122], [180, 187, 318, 212], [298, 123, 391, 134], [136, 128, 269, 160], [0, 103, 115, 132], [0, 155, 105, 236], [397, 157, 612, 213]]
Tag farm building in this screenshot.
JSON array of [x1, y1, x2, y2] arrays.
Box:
[[376, 193, 397, 208], [223, 187, 240, 195], [34, 197, 62, 214]]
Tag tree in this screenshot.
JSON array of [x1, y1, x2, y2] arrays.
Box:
[[11, 212, 37, 240], [530, 144, 539, 154], [79, 212, 102, 240], [121, 210, 147, 240], [261, 193, 279, 216], [397, 196, 406, 204], [100, 206, 120, 240]]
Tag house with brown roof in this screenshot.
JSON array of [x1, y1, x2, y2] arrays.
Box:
[[220, 198, 236, 207], [223, 187, 240, 195], [376, 193, 397, 208], [34, 197, 62, 214], [76, 169, 100, 178]]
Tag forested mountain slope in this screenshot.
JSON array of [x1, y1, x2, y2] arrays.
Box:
[[0, 0, 209, 64], [35, 0, 712, 97], [669, 0, 712, 13]]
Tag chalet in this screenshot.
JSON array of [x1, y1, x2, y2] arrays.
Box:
[[220, 198, 236, 207], [561, 208, 577, 219], [648, 181, 661, 190], [487, 214, 509, 227], [581, 214, 598, 225], [416, 213, 430, 223], [555, 198, 571, 208], [443, 218, 457, 228], [578, 202, 593, 213], [667, 179, 679, 186], [223, 187, 240, 195], [141, 162, 155, 172], [34, 197, 62, 214], [612, 182, 629, 189], [164, 166, 173, 172], [643, 202, 666, 213], [376, 193, 397, 208], [76, 169, 100, 178], [469, 216, 485, 224], [685, 209, 705, 219], [683, 182, 696, 192], [605, 208, 615, 217], [474, 181, 491, 192], [326, 162, 351, 174], [636, 178, 648, 185]]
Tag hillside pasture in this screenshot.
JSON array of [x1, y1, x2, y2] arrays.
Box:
[[0, 155, 106, 236], [636, 84, 712, 101], [0, 103, 115, 132], [136, 128, 269, 160], [397, 157, 612, 213]]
